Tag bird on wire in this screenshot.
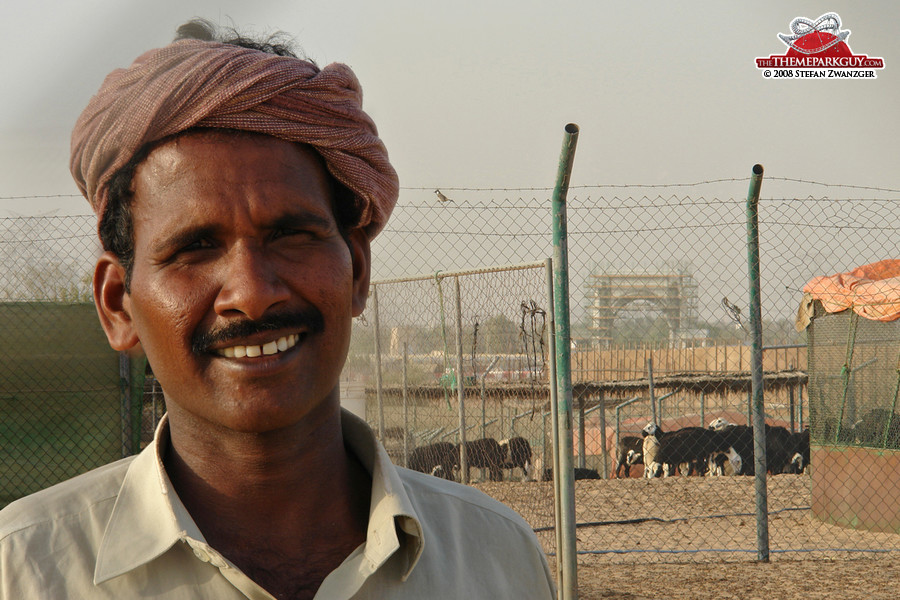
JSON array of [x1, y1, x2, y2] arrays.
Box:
[[434, 189, 453, 203]]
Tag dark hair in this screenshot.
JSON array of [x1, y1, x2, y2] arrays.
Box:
[[100, 20, 361, 290]]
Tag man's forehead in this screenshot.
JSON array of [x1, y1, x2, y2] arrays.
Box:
[[134, 130, 326, 185], [130, 131, 335, 225]]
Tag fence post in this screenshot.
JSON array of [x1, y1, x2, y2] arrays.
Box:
[[700, 391, 706, 428], [118, 353, 132, 457], [402, 342, 410, 467], [578, 395, 586, 469], [545, 259, 563, 584], [551, 124, 579, 600], [746, 162, 770, 562], [789, 362, 796, 433], [372, 284, 385, 440], [454, 276, 468, 483], [598, 390, 608, 479], [648, 357, 658, 424]]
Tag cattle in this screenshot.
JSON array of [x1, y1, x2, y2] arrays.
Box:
[[789, 428, 811, 474], [764, 424, 797, 475], [853, 408, 900, 449], [459, 438, 506, 482], [541, 467, 601, 481], [641, 426, 664, 478], [716, 424, 754, 475], [614, 435, 644, 478], [408, 442, 457, 480], [499, 437, 533, 481], [708, 417, 732, 431], [653, 427, 734, 477], [716, 423, 805, 476]]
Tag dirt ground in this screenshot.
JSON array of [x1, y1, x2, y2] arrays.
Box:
[[473, 475, 900, 599]]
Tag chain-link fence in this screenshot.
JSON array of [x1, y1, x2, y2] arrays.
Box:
[[0, 216, 143, 508], [342, 263, 558, 551], [3, 174, 900, 564], [363, 177, 900, 563]]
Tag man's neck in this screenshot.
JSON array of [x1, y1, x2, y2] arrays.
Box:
[[163, 400, 372, 599]]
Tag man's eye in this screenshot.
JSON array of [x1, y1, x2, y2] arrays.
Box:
[[182, 238, 214, 252], [273, 228, 308, 240]]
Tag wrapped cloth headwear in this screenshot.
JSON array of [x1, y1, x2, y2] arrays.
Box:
[[70, 39, 399, 238]]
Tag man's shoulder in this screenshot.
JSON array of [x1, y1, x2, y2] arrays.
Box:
[[0, 455, 134, 539], [395, 466, 534, 533]]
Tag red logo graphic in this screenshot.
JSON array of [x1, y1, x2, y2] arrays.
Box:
[[756, 13, 884, 79]]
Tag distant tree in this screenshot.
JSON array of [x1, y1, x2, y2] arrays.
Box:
[[480, 314, 520, 354]]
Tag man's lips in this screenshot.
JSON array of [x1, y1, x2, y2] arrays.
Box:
[[191, 309, 325, 356], [216, 333, 302, 358]]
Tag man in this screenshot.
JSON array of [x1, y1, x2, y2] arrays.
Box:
[[0, 20, 555, 600]]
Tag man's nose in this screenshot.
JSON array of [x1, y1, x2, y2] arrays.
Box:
[[213, 244, 290, 320]]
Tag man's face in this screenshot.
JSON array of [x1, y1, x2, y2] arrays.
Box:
[[97, 131, 370, 434]]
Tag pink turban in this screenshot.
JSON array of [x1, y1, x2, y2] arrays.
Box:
[[70, 39, 399, 238]]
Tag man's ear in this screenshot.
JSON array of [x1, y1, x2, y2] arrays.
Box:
[[93, 252, 140, 351], [348, 228, 371, 317]]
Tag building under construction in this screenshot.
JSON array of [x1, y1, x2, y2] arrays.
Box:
[[586, 269, 703, 348]]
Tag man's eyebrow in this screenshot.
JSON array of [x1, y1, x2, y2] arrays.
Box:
[[151, 210, 336, 255], [266, 210, 336, 232], [152, 224, 222, 255]]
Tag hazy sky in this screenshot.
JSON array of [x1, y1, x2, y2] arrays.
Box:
[[1, 1, 897, 218]]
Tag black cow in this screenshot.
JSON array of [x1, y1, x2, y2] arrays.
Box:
[[854, 408, 900, 449], [654, 426, 732, 476], [541, 467, 601, 481], [459, 438, 506, 482], [500, 437, 533, 481], [614, 435, 643, 478], [408, 442, 457, 480], [789, 428, 811, 474], [718, 424, 804, 475], [764, 424, 796, 475]]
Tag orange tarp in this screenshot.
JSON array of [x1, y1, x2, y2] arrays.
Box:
[[798, 259, 900, 328]]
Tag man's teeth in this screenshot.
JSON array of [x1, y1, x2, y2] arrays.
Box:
[[218, 334, 300, 358]]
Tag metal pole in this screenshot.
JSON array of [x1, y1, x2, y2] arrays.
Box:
[[372, 285, 385, 440], [747, 163, 769, 562], [403, 342, 410, 467], [798, 383, 804, 431], [545, 258, 563, 588], [700, 391, 706, 428], [647, 358, 658, 424], [542, 410, 550, 482], [789, 362, 796, 433], [656, 389, 679, 425], [551, 123, 579, 600], [118, 353, 131, 457], [578, 395, 586, 469], [598, 390, 608, 479], [454, 276, 468, 483]]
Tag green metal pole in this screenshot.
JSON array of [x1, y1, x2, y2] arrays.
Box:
[[746, 163, 769, 562], [454, 276, 468, 483], [551, 123, 579, 600], [544, 258, 563, 590]]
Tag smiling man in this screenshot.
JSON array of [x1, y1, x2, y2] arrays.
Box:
[[0, 20, 554, 600]]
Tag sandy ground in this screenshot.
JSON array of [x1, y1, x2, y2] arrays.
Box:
[[473, 474, 900, 599]]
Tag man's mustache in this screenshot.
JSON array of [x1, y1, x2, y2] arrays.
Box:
[[191, 309, 325, 355]]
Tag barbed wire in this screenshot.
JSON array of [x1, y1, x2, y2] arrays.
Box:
[[402, 177, 900, 193]]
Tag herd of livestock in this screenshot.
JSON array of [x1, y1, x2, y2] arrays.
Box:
[[616, 418, 811, 479], [403, 417, 817, 482]]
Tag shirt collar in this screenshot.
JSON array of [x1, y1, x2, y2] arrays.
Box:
[[94, 409, 424, 585]]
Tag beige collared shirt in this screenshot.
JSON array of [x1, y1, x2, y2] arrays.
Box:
[[0, 410, 555, 599]]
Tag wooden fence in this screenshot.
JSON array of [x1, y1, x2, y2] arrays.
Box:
[[572, 342, 807, 382]]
